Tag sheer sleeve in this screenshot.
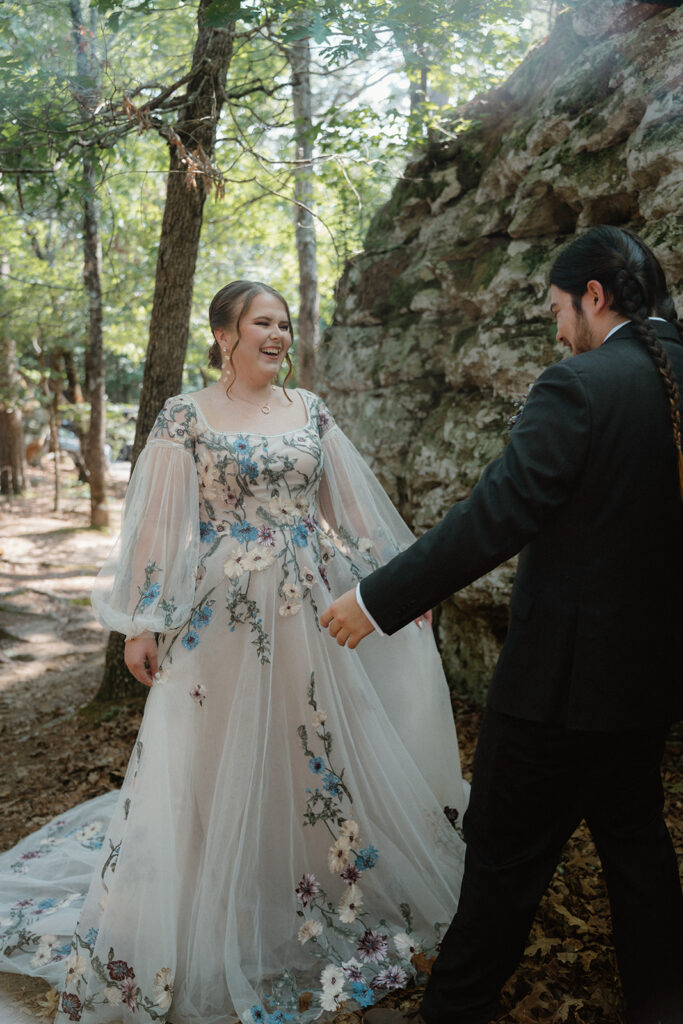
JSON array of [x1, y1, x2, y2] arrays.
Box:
[[310, 394, 416, 571], [91, 396, 200, 637]]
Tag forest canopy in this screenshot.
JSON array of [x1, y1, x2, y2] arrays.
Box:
[[0, 0, 559, 409]]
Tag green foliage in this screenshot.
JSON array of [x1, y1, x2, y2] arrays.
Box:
[[1, 0, 550, 407]]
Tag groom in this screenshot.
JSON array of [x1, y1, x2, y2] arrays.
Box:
[[321, 226, 683, 1024]]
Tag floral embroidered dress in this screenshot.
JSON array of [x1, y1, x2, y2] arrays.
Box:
[[0, 390, 466, 1024]]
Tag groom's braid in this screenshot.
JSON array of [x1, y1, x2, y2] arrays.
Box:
[[612, 265, 683, 462]]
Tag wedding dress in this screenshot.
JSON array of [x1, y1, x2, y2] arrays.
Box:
[[0, 390, 466, 1024]]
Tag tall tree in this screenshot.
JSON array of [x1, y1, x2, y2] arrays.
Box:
[[97, 0, 236, 701], [289, 30, 319, 389], [0, 310, 26, 497], [70, 0, 109, 527]]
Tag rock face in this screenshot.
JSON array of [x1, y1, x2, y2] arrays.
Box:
[[318, 0, 683, 703]]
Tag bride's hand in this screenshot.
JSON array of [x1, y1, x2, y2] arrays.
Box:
[[124, 634, 158, 687], [415, 609, 433, 629]]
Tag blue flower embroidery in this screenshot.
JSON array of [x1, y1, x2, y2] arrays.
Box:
[[84, 928, 98, 947], [292, 524, 308, 548], [38, 898, 57, 910], [355, 845, 379, 870], [233, 436, 251, 454], [140, 582, 161, 608], [352, 981, 375, 1007], [250, 1007, 265, 1023], [239, 458, 259, 482], [230, 521, 259, 542], [191, 606, 213, 630], [309, 757, 325, 775], [182, 630, 200, 651], [200, 521, 217, 544], [323, 772, 340, 795]]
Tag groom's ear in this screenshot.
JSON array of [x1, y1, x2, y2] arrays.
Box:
[[584, 280, 609, 314]]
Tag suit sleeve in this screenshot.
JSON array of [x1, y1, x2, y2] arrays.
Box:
[[360, 360, 591, 634]]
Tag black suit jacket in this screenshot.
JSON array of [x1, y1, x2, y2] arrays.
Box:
[[360, 321, 683, 731]]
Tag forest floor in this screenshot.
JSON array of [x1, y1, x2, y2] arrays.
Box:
[[0, 463, 681, 1024]]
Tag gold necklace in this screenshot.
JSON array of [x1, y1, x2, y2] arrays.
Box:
[[229, 385, 277, 415]]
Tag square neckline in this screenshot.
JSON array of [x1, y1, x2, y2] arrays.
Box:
[[185, 389, 312, 439]]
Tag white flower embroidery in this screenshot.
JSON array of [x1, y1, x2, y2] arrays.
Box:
[[312, 710, 327, 729], [357, 537, 373, 552], [152, 967, 174, 1009], [301, 566, 316, 588], [298, 919, 323, 944], [319, 537, 336, 562], [337, 883, 363, 924], [268, 496, 296, 523], [152, 668, 170, 687], [278, 601, 302, 617], [223, 549, 250, 580], [339, 819, 360, 845], [328, 839, 350, 873], [64, 951, 87, 982], [242, 544, 277, 572], [104, 986, 122, 1006], [190, 683, 207, 707], [283, 582, 303, 600], [394, 931, 422, 959], [198, 464, 219, 501], [319, 991, 346, 1012], [74, 822, 103, 841], [320, 963, 345, 996], [29, 945, 53, 968]]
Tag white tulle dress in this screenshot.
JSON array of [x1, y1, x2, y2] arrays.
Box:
[[0, 389, 466, 1024]]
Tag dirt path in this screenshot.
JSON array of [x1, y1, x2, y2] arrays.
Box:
[[0, 464, 681, 1024], [0, 463, 144, 1023]]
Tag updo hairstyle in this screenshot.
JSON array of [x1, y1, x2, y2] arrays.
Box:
[[208, 280, 295, 396]]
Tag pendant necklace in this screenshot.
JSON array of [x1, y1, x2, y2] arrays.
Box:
[[230, 385, 277, 415]]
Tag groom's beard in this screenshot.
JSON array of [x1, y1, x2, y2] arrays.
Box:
[[568, 308, 594, 355]]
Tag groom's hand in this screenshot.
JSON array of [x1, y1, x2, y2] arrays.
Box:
[[321, 589, 375, 648]]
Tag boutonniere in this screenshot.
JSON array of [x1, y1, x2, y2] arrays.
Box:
[[506, 384, 534, 431]]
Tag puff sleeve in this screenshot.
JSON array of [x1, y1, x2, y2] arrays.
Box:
[[91, 396, 201, 637], [310, 395, 416, 569]]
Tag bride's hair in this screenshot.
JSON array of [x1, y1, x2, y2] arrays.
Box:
[[208, 281, 295, 397]]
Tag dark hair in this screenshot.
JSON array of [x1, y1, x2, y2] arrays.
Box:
[[208, 280, 294, 397], [549, 225, 683, 497]]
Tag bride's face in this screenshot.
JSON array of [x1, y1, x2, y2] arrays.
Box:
[[219, 292, 292, 386]]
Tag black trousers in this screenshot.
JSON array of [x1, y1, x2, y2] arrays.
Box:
[[420, 709, 683, 1024]]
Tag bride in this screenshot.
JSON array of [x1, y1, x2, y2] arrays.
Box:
[[0, 281, 467, 1024]]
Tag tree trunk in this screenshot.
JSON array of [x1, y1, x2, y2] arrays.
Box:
[[48, 384, 61, 513], [403, 47, 429, 146], [97, 0, 235, 703], [70, 0, 109, 528], [0, 259, 25, 496], [61, 347, 84, 403], [0, 337, 26, 496], [290, 34, 319, 390], [129, 0, 235, 463]]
